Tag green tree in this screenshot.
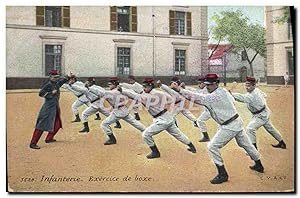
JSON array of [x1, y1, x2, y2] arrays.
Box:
[[273, 6, 290, 24], [211, 10, 266, 76]]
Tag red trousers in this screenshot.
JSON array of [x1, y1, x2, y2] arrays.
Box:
[[30, 109, 62, 144]]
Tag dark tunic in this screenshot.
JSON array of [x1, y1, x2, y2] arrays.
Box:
[[35, 77, 68, 132]]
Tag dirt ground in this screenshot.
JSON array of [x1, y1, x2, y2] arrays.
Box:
[[6, 83, 295, 192]]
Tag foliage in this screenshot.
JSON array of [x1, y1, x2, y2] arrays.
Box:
[[273, 6, 290, 24], [211, 10, 266, 76]]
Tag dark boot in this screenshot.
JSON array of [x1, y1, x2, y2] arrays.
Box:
[[193, 120, 199, 127], [146, 145, 161, 159], [250, 160, 264, 173], [114, 121, 122, 128], [174, 119, 178, 127], [45, 139, 57, 143], [29, 143, 40, 149], [187, 143, 197, 153], [134, 113, 141, 120], [272, 140, 286, 149], [210, 164, 229, 184], [104, 134, 117, 145], [71, 114, 81, 123], [94, 113, 101, 120], [29, 129, 43, 149], [79, 122, 90, 133], [253, 143, 257, 149], [199, 132, 210, 142]]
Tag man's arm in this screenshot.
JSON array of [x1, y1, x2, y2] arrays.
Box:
[[89, 86, 106, 97], [120, 87, 141, 100], [119, 82, 134, 90], [56, 76, 70, 87], [178, 88, 206, 105], [70, 83, 89, 95], [39, 83, 55, 99], [232, 93, 251, 103], [160, 84, 179, 97]]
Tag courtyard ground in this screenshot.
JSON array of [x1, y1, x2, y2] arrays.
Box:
[[6, 83, 295, 192]]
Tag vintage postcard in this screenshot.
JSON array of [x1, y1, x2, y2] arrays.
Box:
[[6, 5, 295, 192]]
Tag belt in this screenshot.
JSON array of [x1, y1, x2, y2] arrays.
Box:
[[175, 100, 181, 105], [221, 114, 239, 125], [118, 105, 125, 108], [77, 93, 84, 98], [251, 106, 266, 115], [153, 109, 167, 118], [91, 98, 100, 103]]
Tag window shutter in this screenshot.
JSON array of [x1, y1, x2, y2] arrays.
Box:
[[187, 12, 192, 36], [169, 10, 175, 35], [110, 6, 117, 31], [62, 6, 70, 27], [36, 6, 45, 26], [131, 6, 137, 32]]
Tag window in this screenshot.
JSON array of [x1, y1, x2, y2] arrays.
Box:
[[45, 45, 62, 75], [110, 6, 137, 32], [117, 47, 130, 75], [117, 7, 130, 32], [288, 17, 293, 40], [169, 10, 191, 36], [36, 6, 70, 27], [241, 50, 247, 61], [175, 11, 185, 35], [287, 49, 294, 75], [45, 6, 61, 27], [175, 49, 186, 75]]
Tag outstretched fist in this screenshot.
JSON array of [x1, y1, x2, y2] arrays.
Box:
[[156, 80, 162, 87], [117, 85, 122, 93], [180, 82, 186, 89]]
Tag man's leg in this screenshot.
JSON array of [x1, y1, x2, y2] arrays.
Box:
[[98, 106, 122, 128], [263, 121, 286, 149], [207, 128, 237, 184], [29, 129, 43, 149], [101, 113, 118, 145], [165, 121, 197, 153], [245, 117, 265, 149], [181, 109, 197, 122], [142, 122, 166, 159], [197, 110, 211, 142], [133, 105, 141, 120], [71, 100, 84, 122], [235, 130, 264, 173], [45, 109, 62, 142], [79, 106, 99, 133], [122, 114, 146, 132]]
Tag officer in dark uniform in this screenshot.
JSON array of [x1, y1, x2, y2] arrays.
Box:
[[29, 70, 69, 149]]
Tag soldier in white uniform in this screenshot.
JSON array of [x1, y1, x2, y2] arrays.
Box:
[[180, 76, 212, 142], [120, 77, 197, 159], [71, 78, 121, 133], [61, 75, 100, 122], [175, 73, 264, 184], [158, 76, 199, 129], [99, 77, 146, 145], [119, 75, 143, 120], [157, 77, 198, 128], [195, 76, 212, 142], [231, 76, 286, 149]]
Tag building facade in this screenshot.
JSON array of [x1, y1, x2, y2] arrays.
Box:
[[208, 44, 265, 82], [6, 6, 208, 89], [265, 6, 294, 84]]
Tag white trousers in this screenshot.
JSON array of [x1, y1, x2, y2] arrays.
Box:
[[207, 128, 261, 166]]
